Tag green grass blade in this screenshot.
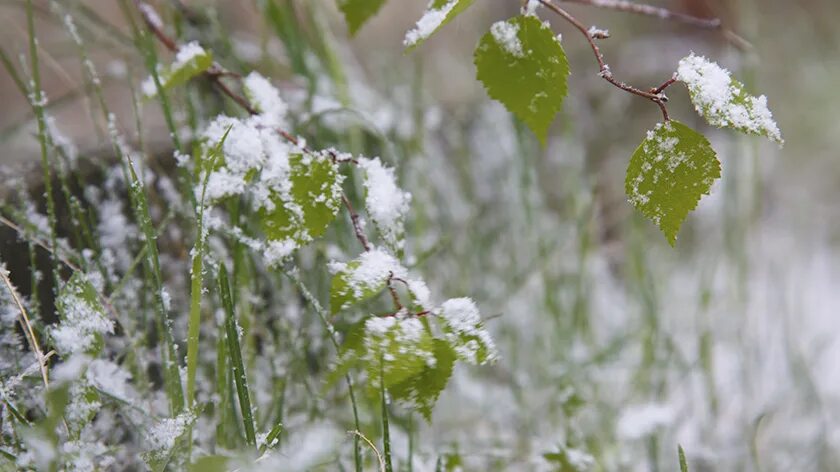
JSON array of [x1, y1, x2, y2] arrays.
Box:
[[125, 158, 185, 415], [218, 264, 257, 449], [380, 359, 393, 472]]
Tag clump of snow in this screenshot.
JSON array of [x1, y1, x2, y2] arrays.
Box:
[[243, 72, 288, 127], [404, 0, 458, 47], [360, 158, 411, 251], [173, 41, 207, 70], [491, 20, 524, 58], [676, 53, 783, 144]]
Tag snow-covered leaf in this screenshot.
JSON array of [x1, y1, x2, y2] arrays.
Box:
[[143, 41, 212, 97], [363, 316, 436, 392], [360, 157, 411, 252], [388, 338, 455, 421], [474, 15, 569, 144], [329, 249, 405, 314], [52, 273, 113, 356], [677, 53, 783, 145], [436, 298, 497, 365], [142, 411, 197, 472], [338, 0, 388, 35], [625, 121, 721, 246], [258, 153, 343, 249], [404, 0, 474, 50]]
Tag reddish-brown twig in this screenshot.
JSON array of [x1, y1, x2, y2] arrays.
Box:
[[538, 0, 672, 120]]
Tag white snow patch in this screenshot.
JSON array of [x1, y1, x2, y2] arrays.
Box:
[[360, 157, 411, 250], [404, 0, 458, 47], [677, 53, 782, 144]]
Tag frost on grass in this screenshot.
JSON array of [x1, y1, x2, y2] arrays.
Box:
[[360, 157, 411, 251], [625, 121, 721, 245], [677, 53, 783, 145], [143, 410, 196, 467], [437, 297, 498, 365], [490, 21, 524, 58], [52, 275, 114, 355]]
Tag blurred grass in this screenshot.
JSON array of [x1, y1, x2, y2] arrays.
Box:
[[0, 0, 839, 470]]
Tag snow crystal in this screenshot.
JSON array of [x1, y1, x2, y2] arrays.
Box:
[[360, 158, 411, 250], [244, 72, 288, 127], [676, 53, 783, 144], [616, 402, 675, 439], [404, 0, 458, 47], [490, 21, 524, 58]]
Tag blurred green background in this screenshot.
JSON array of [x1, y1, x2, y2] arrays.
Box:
[[1, 0, 838, 470]]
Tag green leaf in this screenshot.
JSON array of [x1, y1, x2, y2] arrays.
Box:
[[329, 249, 403, 314], [338, 0, 388, 35], [145, 43, 212, 97], [258, 153, 343, 246], [364, 317, 435, 393], [404, 0, 474, 50], [388, 339, 456, 421], [474, 15, 569, 144], [677, 53, 783, 145], [625, 121, 721, 246], [324, 321, 368, 391]]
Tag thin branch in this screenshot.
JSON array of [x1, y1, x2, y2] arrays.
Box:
[[340, 194, 372, 252], [0, 266, 50, 388], [385, 272, 403, 312], [538, 0, 671, 120], [0, 215, 81, 272], [561, 0, 721, 30], [558, 0, 752, 51]]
